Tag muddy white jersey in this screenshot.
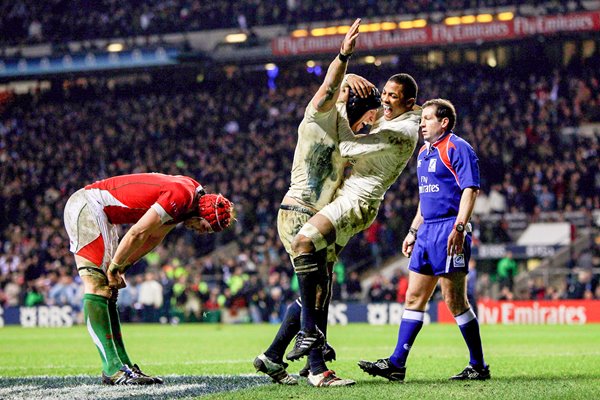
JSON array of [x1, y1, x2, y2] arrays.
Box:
[[285, 101, 346, 210], [336, 108, 421, 202]]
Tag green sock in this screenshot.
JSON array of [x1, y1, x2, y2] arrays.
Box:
[[83, 294, 123, 375], [108, 299, 133, 367]]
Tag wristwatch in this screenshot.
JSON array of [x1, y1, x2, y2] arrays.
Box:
[[455, 223, 465, 233]]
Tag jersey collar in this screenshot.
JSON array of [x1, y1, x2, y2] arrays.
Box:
[[425, 130, 452, 153]]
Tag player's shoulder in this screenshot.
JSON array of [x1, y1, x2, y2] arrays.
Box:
[[305, 99, 339, 117], [449, 133, 475, 150]]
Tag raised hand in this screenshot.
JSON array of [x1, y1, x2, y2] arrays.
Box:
[[341, 18, 361, 56]]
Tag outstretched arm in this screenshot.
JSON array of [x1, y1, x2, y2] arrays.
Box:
[[123, 224, 175, 268], [311, 18, 361, 112]]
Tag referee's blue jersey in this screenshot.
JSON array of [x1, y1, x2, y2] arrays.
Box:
[[416, 131, 480, 220]]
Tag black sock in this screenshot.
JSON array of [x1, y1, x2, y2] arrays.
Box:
[[294, 253, 323, 333], [308, 347, 328, 375], [264, 300, 301, 363], [315, 272, 333, 338]]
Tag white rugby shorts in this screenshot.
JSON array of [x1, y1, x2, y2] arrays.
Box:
[[319, 194, 380, 247]]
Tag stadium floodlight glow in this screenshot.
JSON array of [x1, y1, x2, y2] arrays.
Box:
[[311, 27, 328, 36], [360, 23, 381, 32], [487, 56, 497, 67], [476, 14, 494, 23], [306, 60, 316, 67], [412, 19, 427, 28], [225, 33, 247, 43], [107, 43, 124, 52], [337, 25, 351, 34], [291, 29, 309, 37], [497, 12, 514, 21], [364, 56, 376, 64], [381, 22, 397, 30], [444, 16, 461, 25], [265, 63, 277, 71], [461, 15, 476, 24]]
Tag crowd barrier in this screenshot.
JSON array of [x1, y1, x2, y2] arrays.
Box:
[[2, 300, 599, 327]]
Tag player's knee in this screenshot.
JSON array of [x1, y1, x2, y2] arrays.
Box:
[[291, 234, 314, 255], [405, 291, 427, 310], [81, 273, 112, 298], [294, 223, 328, 255]]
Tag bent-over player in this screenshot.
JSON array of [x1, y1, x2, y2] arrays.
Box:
[[64, 173, 233, 385]]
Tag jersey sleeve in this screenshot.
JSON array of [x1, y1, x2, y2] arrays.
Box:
[[150, 184, 195, 224], [452, 140, 480, 190], [304, 100, 336, 123]]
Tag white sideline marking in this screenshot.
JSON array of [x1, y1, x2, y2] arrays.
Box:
[[0, 375, 270, 400], [1, 383, 208, 400], [0, 385, 38, 396]]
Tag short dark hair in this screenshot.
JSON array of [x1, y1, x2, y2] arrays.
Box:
[[347, 87, 381, 126], [422, 98, 457, 131], [388, 73, 418, 102]]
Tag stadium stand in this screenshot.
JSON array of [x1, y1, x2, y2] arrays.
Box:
[[1, 57, 598, 320], [1, 1, 599, 323], [0, 0, 589, 45]]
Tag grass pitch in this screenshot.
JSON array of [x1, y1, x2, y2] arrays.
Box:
[[1, 323, 599, 399]]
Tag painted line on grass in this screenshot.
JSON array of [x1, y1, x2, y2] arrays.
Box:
[[0, 374, 270, 399]]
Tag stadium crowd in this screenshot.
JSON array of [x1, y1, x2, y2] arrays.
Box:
[[0, 0, 588, 46], [1, 53, 599, 321]]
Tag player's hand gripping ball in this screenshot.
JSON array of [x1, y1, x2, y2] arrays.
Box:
[[198, 194, 234, 232]]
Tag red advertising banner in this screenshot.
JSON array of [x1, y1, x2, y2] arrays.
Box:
[[438, 300, 600, 324], [272, 11, 600, 56]]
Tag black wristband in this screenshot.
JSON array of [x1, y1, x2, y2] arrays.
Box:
[[338, 52, 351, 62], [409, 227, 418, 238]]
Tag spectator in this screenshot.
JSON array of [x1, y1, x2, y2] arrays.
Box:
[[137, 271, 163, 323], [365, 218, 384, 268], [344, 271, 363, 301], [567, 268, 595, 299], [367, 274, 395, 303], [48, 274, 79, 307], [391, 268, 409, 304], [497, 251, 518, 290], [2, 273, 23, 307]]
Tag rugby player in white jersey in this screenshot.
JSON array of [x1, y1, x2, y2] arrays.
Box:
[[255, 38, 421, 387], [254, 18, 382, 387], [285, 71, 421, 366]]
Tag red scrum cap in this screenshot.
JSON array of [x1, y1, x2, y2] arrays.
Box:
[[198, 193, 234, 232]]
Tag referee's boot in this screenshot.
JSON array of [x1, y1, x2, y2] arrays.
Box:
[[357, 358, 406, 382], [450, 364, 491, 380]]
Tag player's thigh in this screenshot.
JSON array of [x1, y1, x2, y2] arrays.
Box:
[[405, 271, 439, 311], [320, 196, 378, 248], [277, 208, 311, 255]]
